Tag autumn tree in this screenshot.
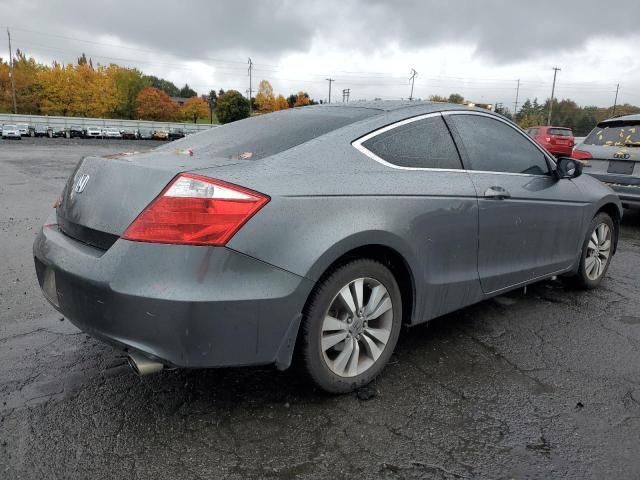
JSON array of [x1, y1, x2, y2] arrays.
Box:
[[273, 94, 289, 111], [293, 91, 311, 107], [73, 64, 118, 118], [10, 50, 43, 114], [179, 96, 209, 123], [135, 86, 179, 121], [215, 90, 250, 124], [255, 80, 275, 112], [37, 64, 76, 116]]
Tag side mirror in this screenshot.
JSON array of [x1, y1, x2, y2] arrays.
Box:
[[555, 157, 583, 179]]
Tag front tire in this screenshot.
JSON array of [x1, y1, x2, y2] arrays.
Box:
[[571, 212, 614, 289], [300, 259, 402, 394]]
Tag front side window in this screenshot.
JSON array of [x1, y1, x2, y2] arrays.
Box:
[[448, 114, 549, 175], [360, 115, 462, 169]]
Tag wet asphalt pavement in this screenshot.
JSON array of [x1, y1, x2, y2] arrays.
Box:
[[0, 137, 639, 479]]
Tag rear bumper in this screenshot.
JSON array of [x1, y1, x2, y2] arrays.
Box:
[[33, 222, 313, 369], [543, 144, 573, 157], [587, 172, 640, 208]]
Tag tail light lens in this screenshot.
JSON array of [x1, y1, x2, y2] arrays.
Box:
[[123, 173, 269, 246], [572, 149, 593, 160]]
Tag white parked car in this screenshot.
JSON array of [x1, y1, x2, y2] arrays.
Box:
[[16, 123, 29, 136], [1, 124, 22, 140], [85, 127, 103, 138], [103, 128, 123, 139]]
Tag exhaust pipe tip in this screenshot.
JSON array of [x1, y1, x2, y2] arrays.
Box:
[[127, 352, 164, 376]]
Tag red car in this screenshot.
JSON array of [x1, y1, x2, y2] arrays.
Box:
[[525, 126, 575, 157]]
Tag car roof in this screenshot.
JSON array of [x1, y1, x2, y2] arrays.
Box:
[[308, 100, 475, 113], [600, 113, 640, 124]]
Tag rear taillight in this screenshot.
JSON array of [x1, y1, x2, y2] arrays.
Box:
[[572, 149, 593, 160], [123, 173, 269, 246]]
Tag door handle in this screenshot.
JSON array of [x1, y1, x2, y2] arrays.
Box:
[[484, 186, 511, 200]]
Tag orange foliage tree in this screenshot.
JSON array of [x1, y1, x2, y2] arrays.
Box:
[[255, 79, 275, 112], [135, 87, 178, 121], [179, 96, 209, 122], [273, 94, 289, 111], [293, 91, 311, 107]]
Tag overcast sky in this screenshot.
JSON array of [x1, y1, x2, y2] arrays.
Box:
[[2, 0, 639, 110]]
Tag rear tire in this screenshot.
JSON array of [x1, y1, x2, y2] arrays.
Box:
[[570, 212, 614, 289], [300, 259, 402, 394]]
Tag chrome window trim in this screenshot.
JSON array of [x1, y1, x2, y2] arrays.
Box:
[[352, 109, 557, 177]]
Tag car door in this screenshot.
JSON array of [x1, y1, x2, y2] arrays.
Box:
[[444, 111, 586, 294]]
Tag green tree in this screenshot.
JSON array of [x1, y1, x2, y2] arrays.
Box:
[[108, 66, 149, 119], [448, 93, 464, 104], [207, 89, 218, 123], [179, 83, 197, 97], [143, 75, 180, 96], [215, 90, 250, 124]]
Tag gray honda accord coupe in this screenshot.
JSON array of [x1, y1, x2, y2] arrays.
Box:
[[34, 101, 622, 393]]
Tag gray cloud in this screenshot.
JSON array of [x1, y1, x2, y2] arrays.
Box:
[[4, 0, 639, 65]]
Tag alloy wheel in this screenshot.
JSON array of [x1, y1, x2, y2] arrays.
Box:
[[320, 277, 393, 377], [585, 222, 611, 281]]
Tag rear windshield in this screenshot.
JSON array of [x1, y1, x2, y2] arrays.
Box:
[[548, 128, 572, 136], [584, 122, 640, 147], [171, 106, 379, 160]]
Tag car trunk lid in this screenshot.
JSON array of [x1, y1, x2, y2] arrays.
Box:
[[56, 150, 242, 250]]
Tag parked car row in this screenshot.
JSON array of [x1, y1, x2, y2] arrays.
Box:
[[1, 124, 197, 141]]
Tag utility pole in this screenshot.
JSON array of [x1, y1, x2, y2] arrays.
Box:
[[247, 57, 253, 115], [409, 68, 417, 101], [7, 28, 17, 114], [612, 83, 620, 117], [325, 78, 334, 103], [342, 88, 350, 103], [547, 67, 561, 126], [513, 79, 520, 116]]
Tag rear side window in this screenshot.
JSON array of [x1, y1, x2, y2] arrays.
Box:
[[448, 114, 549, 175], [165, 106, 380, 160], [584, 122, 640, 147], [548, 128, 572, 136], [361, 116, 462, 169]]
